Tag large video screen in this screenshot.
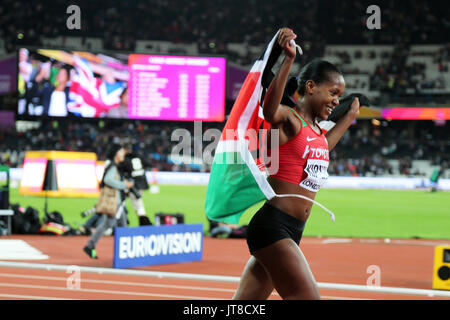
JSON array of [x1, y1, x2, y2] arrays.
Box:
[[382, 108, 450, 120], [17, 48, 226, 121]]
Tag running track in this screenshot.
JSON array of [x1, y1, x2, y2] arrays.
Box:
[[0, 235, 449, 300]]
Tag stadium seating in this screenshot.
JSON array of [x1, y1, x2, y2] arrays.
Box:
[[0, 0, 448, 179]]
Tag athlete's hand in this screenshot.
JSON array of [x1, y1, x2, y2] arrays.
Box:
[[347, 97, 360, 120], [278, 28, 297, 60]]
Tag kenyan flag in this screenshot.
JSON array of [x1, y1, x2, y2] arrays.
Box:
[[205, 31, 336, 224], [204, 32, 281, 224]]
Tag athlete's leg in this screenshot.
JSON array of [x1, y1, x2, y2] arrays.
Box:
[[233, 256, 274, 300], [253, 238, 320, 300]]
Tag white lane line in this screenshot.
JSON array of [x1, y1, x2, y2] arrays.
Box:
[[319, 282, 450, 298], [0, 272, 238, 293], [322, 238, 353, 244], [321, 295, 374, 300], [0, 273, 427, 301], [390, 240, 450, 247], [0, 272, 279, 296], [1, 261, 449, 298], [0, 261, 241, 283], [0, 283, 221, 300], [356, 239, 450, 247], [0, 293, 80, 300]]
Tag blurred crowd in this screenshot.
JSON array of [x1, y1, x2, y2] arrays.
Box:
[[1, 0, 448, 53], [325, 0, 448, 44], [1, 0, 448, 106], [328, 42, 450, 105], [328, 120, 449, 176], [0, 119, 448, 178], [0, 0, 449, 178], [370, 44, 450, 103], [0, 120, 222, 172]]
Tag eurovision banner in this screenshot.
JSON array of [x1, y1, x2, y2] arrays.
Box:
[[113, 224, 203, 269]]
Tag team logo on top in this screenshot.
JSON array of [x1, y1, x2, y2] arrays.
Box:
[[301, 145, 329, 160]]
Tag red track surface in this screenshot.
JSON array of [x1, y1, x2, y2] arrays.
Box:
[[0, 235, 449, 300]]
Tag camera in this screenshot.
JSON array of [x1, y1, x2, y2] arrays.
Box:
[[127, 186, 142, 199]]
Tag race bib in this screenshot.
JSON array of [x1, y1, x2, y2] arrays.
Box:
[[299, 159, 329, 192]]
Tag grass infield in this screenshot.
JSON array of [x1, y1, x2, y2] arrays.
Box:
[[9, 186, 450, 239]]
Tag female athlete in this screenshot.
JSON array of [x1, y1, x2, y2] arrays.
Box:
[[233, 28, 360, 300]]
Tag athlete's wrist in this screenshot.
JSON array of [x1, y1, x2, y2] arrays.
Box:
[[283, 55, 295, 64], [340, 113, 357, 128], [344, 110, 358, 121]]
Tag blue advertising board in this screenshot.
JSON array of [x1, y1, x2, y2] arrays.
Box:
[[113, 224, 203, 269]]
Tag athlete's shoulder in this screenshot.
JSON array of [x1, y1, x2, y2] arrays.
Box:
[[278, 104, 299, 121], [279, 103, 293, 111], [277, 105, 306, 139]]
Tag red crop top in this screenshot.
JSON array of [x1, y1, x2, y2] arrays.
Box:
[[269, 109, 330, 192]]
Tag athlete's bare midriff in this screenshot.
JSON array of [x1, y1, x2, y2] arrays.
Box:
[[267, 175, 317, 222]]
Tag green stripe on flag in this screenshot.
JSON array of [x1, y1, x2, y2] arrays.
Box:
[[205, 151, 265, 224]]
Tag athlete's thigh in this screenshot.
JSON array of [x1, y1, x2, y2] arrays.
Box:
[[253, 238, 320, 300], [233, 256, 274, 300]]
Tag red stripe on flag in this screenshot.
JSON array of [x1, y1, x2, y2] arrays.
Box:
[[246, 100, 263, 151], [221, 71, 261, 140]]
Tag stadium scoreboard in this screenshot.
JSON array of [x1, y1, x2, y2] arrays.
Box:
[[128, 54, 226, 122]]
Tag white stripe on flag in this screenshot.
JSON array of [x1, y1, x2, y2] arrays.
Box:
[[237, 35, 279, 136], [236, 32, 280, 200], [239, 140, 276, 200], [215, 140, 240, 154]]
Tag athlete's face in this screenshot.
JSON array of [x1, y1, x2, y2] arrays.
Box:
[[307, 72, 345, 120]]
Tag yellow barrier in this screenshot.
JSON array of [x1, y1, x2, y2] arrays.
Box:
[[19, 151, 100, 198], [432, 246, 450, 290]]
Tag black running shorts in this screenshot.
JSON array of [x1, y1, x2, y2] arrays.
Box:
[[246, 202, 306, 254]]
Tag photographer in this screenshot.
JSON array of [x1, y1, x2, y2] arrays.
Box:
[[79, 148, 152, 235], [83, 144, 133, 259], [119, 148, 153, 226]]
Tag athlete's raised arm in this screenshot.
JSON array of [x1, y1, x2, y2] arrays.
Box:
[[325, 97, 360, 150], [262, 28, 297, 124]]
